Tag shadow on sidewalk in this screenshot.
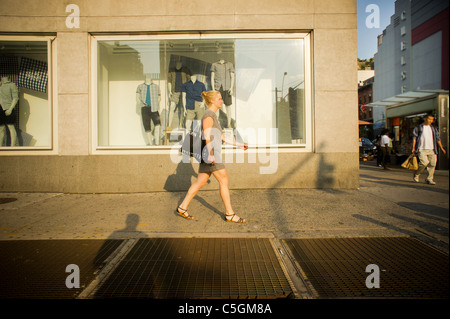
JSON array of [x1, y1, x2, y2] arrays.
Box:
[[264, 142, 340, 234], [353, 213, 448, 252], [94, 213, 148, 268]]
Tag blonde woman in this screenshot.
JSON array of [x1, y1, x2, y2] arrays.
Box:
[[177, 90, 248, 223]]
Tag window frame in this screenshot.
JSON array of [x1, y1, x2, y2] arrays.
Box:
[[0, 35, 55, 154], [90, 31, 312, 155]]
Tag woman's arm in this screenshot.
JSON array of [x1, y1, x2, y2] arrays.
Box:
[[202, 117, 216, 164], [222, 135, 248, 150]]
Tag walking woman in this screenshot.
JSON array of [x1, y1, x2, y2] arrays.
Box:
[[177, 90, 248, 223]]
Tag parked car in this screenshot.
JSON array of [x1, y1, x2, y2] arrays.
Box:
[[360, 137, 376, 155]]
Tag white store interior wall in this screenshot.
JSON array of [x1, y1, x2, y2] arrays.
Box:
[[97, 38, 305, 147]]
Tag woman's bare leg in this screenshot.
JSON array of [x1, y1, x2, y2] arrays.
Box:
[[212, 169, 246, 222], [211, 168, 233, 214], [179, 172, 211, 212]]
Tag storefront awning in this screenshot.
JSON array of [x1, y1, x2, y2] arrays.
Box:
[[367, 90, 448, 118], [367, 91, 439, 108]]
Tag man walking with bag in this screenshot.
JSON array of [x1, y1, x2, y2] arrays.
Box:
[[411, 114, 446, 185]]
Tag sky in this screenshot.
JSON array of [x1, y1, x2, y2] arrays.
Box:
[[357, 0, 396, 59]]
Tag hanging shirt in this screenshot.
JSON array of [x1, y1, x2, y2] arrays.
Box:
[[210, 61, 235, 91], [136, 82, 160, 112], [18, 57, 48, 93], [174, 70, 184, 92], [168, 66, 191, 93], [182, 80, 206, 110], [0, 80, 19, 111]]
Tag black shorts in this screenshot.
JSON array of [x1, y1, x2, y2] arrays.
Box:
[[218, 87, 233, 106], [0, 105, 16, 125], [141, 107, 161, 131]]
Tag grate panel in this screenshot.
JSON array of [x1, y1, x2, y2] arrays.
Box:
[[94, 238, 293, 299], [283, 237, 449, 298], [0, 239, 124, 298]]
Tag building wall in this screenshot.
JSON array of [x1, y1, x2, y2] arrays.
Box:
[[358, 70, 374, 86], [412, 31, 442, 90], [0, 0, 359, 193], [374, 0, 411, 101], [358, 82, 373, 122], [411, 5, 449, 90], [373, 24, 396, 101], [374, 0, 449, 101], [411, 0, 449, 29]]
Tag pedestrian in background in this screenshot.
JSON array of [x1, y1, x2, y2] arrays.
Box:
[[380, 129, 391, 170], [412, 114, 446, 185], [374, 134, 383, 167]]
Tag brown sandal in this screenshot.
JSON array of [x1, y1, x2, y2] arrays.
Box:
[[225, 214, 246, 223], [177, 206, 195, 220]]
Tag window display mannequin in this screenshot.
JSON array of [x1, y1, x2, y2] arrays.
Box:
[[211, 59, 235, 128], [182, 74, 206, 131], [136, 74, 161, 145], [0, 76, 19, 146], [167, 59, 191, 130]]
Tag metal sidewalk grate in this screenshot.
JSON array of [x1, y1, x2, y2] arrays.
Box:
[[93, 238, 293, 299], [283, 237, 449, 299], [0, 239, 124, 298]]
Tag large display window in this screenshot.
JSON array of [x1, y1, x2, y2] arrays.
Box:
[[0, 38, 51, 149], [93, 33, 311, 150]]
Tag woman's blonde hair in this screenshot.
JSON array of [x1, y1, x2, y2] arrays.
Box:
[[201, 90, 220, 106]]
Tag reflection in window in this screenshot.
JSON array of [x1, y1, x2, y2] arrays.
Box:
[[0, 40, 50, 148], [235, 39, 305, 145], [96, 37, 306, 148]]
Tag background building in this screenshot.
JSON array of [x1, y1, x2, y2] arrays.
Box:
[[374, 0, 448, 98], [358, 66, 374, 139], [358, 76, 374, 122], [0, 0, 359, 193], [370, 0, 448, 169]]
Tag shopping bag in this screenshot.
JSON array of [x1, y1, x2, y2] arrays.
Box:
[[401, 154, 418, 170], [180, 129, 206, 163]]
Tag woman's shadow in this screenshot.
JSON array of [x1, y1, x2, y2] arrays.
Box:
[[92, 213, 155, 298], [165, 157, 223, 218], [93, 213, 148, 268], [164, 155, 205, 191]]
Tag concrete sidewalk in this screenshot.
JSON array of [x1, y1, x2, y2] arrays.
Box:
[[0, 162, 449, 252], [1, 162, 448, 252], [0, 161, 448, 301]]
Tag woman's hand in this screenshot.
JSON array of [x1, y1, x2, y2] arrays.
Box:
[[239, 143, 248, 151], [221, 134, 248, 151], [208, 154, 216, 165]]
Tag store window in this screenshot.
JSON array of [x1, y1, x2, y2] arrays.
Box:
[[95, 34, 309, 149], [0, 38, 51, 149]]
